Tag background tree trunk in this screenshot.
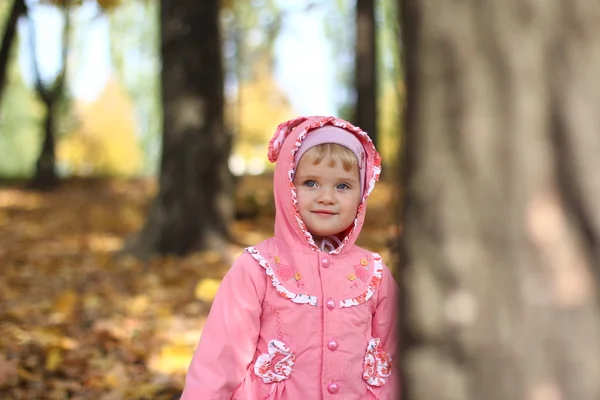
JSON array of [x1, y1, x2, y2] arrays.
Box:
[[31, 102, 58, 189], [355, 0, 378, 146], [126, 0, 233, 258], [399, 1, 600, 399], [29, 0, 71, 190], [0, 0, 26, 112]]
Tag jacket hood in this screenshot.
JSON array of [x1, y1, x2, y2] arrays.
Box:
[[267, 116, 381, 255]]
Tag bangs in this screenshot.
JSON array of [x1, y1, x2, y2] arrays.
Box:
[[301, 143, 358, 171]]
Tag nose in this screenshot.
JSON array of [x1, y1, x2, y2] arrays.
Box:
[[317, 187, 335, 204]]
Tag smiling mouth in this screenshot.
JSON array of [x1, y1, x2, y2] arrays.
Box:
[[312, 210, 337, 215]]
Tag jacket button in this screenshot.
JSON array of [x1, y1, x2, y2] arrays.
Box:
[[327, 339, 338, 351], [327, 382, 340, 394], [321, 258, 330, 268], [326, 298, 335, 310]]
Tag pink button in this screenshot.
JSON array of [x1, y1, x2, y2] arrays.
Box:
[[327, 382, 340, 394], [327, 339, 338, 351], [321, 258, 330, 268], [326, 298, 335, 310]]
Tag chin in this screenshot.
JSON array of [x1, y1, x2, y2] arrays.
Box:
[[311, 230, 339, 237]]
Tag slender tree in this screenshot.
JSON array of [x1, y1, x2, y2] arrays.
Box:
[[0, 0, 26, 111], [355, 0, 377, 146], [125, 0, 233, 258], [28, 0, 72, 190], [399, 1, 600, 399]]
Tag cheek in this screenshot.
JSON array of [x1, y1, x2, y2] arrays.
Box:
[[296, 192, 312, 211]]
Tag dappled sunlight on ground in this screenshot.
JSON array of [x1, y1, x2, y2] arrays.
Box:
[[0, 176, 397, 399]]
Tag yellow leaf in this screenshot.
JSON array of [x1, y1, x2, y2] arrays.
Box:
[[127, 295, 150, 316], [53, 290, 78, 321], [194, 278, 221, 302], [45, 348, 62, 372], [149, 343, 194, 374]]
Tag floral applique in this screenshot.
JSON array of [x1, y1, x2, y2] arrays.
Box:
[[269, 254, 306, 287], [340, 253, 383, 308], [278, 264, 295, 281], [294, 272, 304, 288], [363, 338, 392, 387], [246, 247, 317, 306], [353, 257, 370, 282], [254, 340, 296, 383]]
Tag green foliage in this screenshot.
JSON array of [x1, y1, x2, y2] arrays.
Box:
[[0, 48, 43, 178]]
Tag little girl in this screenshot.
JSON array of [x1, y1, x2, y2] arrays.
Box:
[[180, 116, 398, 399]]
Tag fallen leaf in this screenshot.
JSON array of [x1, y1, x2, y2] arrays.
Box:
[[194, 278, 221, 302]]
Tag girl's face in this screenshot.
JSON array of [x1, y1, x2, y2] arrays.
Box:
[[293, 154, 361, 238]]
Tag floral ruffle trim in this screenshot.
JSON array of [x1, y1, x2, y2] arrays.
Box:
[[339, 253, 383, 308], [254, 339, 296, 383], [246, 247, 318, 306], [363, 338, 392, 386]]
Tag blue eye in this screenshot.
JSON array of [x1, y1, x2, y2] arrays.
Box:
[[337, 183, 350, 190], [304, 180, 317, 188]]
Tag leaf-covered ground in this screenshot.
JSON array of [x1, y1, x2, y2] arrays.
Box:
[[0, 175, 397, 399]]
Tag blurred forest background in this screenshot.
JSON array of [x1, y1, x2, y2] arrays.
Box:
[[4, 0, 599, 399], [0, 0, 402, 398]]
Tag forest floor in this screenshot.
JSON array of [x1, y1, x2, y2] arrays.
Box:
[[0, 175, 398, 399]]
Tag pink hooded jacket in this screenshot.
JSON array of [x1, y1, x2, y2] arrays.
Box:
[[181, 116, 398, 400]]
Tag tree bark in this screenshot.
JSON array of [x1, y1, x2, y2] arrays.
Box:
[[399, 1, 600, 399], [355, 0, 378, 146], [126, 0, 233, 258], [0, 0, 26, 112], [31, 102, 58, 189]]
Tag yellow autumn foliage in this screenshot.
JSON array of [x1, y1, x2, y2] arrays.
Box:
[[58, 78, 143, 177], [378, 82, 403, 168], [229, 60, 295, 174]]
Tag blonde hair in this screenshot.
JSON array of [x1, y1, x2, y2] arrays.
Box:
[[301, 143, 358, 172]]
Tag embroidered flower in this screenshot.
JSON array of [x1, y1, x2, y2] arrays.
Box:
[[254, 340, 296, 383], [294, 272, 302, 281], [340, 253, 383, 308], [278, 264, 294, 281], [353, 265, 370, 282], [360, 258, 369, 266], [246, 247, 318, 306], [348, 273, 357, 281], [363, 338, 392, 386], [273, 255, 281, 264]]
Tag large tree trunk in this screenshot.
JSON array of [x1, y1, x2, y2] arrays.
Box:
[[355, 0, 378, 147], [399, 1, 600, 399], [0, 0, 26, 111], [126, 0, 233, 258]]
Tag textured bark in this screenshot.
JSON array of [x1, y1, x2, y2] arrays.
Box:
[[126, 0, 233, 258], [355, 0, 378, 146], [399, 1, 600, 399]]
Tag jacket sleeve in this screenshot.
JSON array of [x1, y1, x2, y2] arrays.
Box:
[[180, 251, 266, 400], [370, 264, 399, 399]]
